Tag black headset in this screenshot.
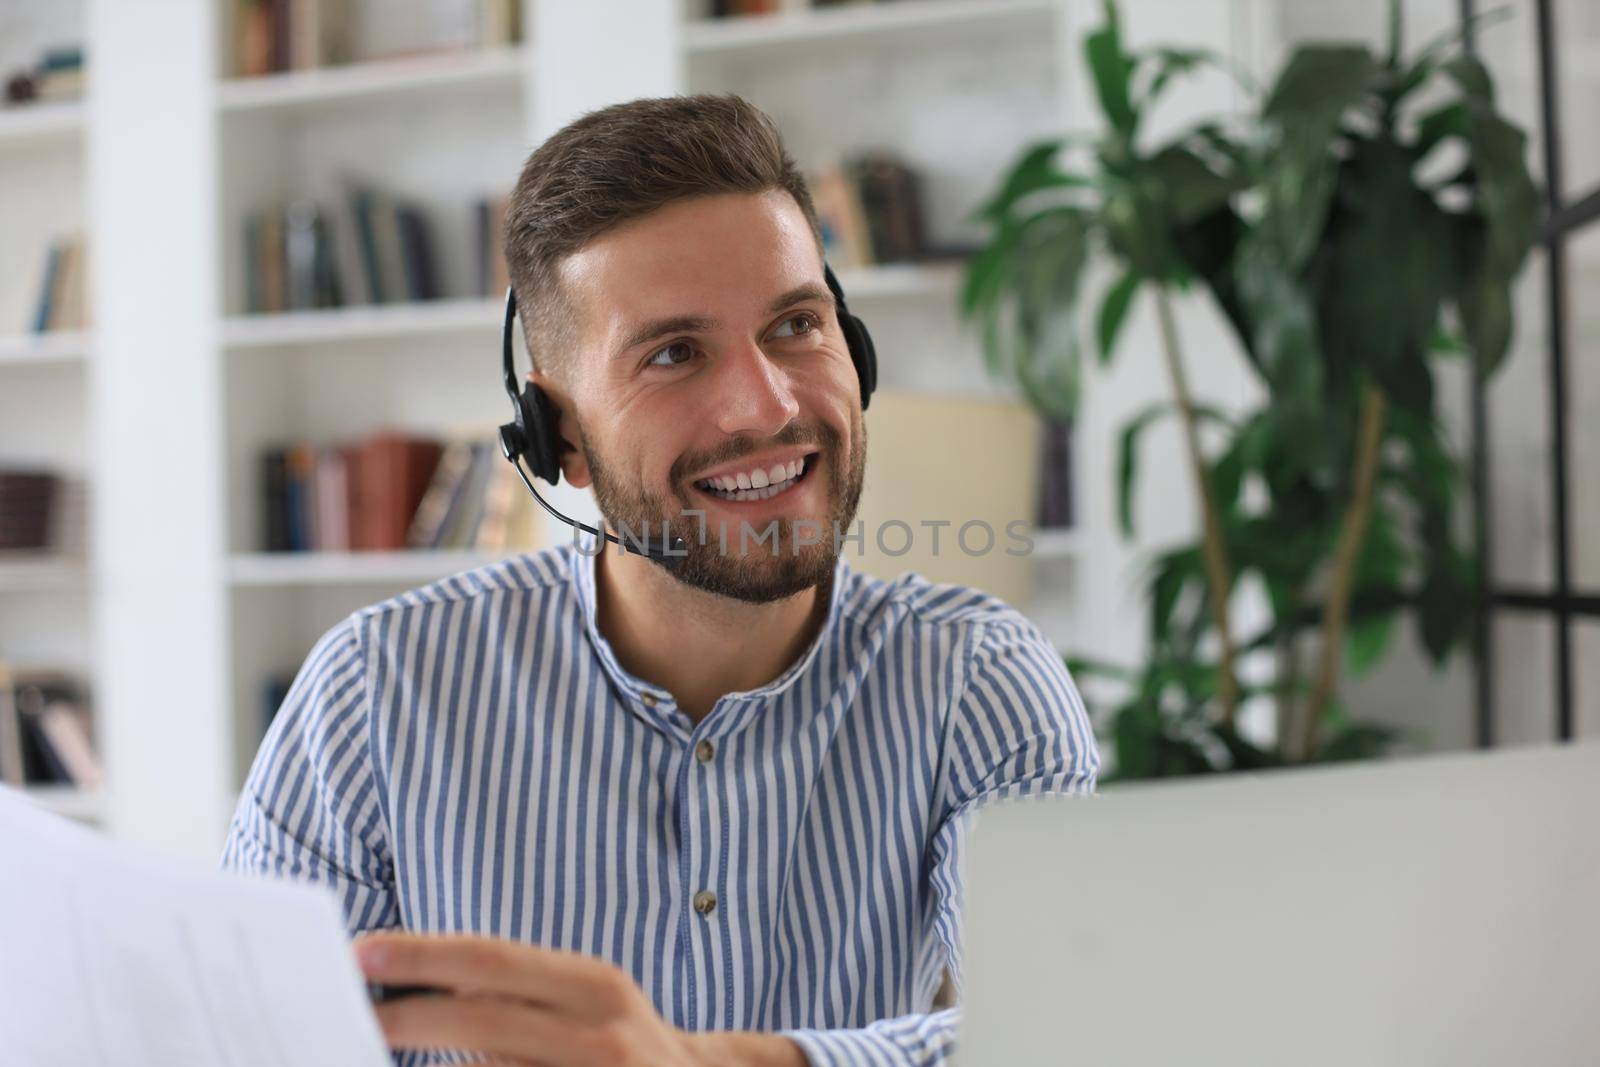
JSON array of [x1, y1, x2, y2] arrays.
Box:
[[497, 262, 877, 567]]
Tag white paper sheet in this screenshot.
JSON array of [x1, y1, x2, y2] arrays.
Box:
[[0, 785, 391, 1067]]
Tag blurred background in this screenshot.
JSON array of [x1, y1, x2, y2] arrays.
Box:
[[0, 0, 1592, 861]]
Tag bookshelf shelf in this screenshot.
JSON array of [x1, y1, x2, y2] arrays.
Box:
[[23, 784, 105, 823], [1030, 526, 1084, 561], [216, 265, 957, 353], [0, 555, 89, 593], [221, 297, 503, 349], [215, 45, 527, 115], [834, 260, 967, 300], [227, 549, 510, 587], [0, 101, 85, 150], [684, 0, 1056, 55], [0, 330, 91, 367]]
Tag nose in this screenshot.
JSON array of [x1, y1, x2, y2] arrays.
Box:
[[712, 340, 801, 438]]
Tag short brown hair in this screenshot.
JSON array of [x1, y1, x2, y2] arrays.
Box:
[[503, 93, 825, 380]]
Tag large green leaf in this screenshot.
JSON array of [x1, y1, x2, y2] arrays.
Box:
[[1315, 138, 1455, 399], [1396, 7, 1514, 102], [1085, 0, 1137, 137], [1100, 178, 1175, 277], [1443, 53, 1494, 105], [960, 214, 1018, 317], [1134, 46, 1256, 114], [1096, 269, 1140, 364], [1234, 236, 1325, 443], [970, 140, 1091, 225], [1345, 612, 1397, 676], [1148, 146, 1248, 225], [1264, 46, 1381, 123], [1414, 101, 1471, 162], [1463, 107, 1540, 279]]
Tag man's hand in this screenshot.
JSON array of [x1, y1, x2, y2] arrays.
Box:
[[354, 931, 807, 1067]]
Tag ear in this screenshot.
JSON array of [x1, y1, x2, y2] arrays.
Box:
[[529, 370, 591, 489]]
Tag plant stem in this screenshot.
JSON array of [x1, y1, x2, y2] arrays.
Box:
[[1302, 382, 1388, 759], [1152, 285, 1240, 726], [1276, 588, 1304, 755]]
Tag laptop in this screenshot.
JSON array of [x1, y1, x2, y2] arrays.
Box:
[[957, 742, 1600, 1066]]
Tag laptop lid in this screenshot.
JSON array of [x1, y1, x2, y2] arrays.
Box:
[[958, 742, 1600, 1066]]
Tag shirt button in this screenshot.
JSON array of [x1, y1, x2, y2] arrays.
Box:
[[695, 739, 715, 763], [692, 889, 717, 915], [641, 692, 657, 707]]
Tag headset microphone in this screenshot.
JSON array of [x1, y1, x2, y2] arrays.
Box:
[[495, 262, 877, 570]]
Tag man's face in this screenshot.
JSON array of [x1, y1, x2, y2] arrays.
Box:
[[549, 190, 867, 604]]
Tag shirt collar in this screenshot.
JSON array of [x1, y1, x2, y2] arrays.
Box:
[[566, 528, 852, 727]]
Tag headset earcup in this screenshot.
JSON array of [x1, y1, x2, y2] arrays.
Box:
[[522, 382, 563, 485], [843, 312, 877, 411]]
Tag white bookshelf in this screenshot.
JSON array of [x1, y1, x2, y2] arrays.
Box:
[[64, 0, 1282, 860], [221, 296, 503, 348], [1031, 526, 1085, 561], [23, 783, 106, 823], [1, 6, 99, 828], [683, 0, 1056, 53], [228, 549, 508, 587], [0, 330, 90, 367], [0, 554, 89, 593], [0, 100, 85, 150], [215, 43, 527, 114]]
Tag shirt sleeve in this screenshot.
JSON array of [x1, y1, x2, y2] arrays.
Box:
[[220, 614, 399, 935], [777, 611, 1101, 1066]]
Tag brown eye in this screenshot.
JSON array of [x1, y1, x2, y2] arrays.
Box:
[[772, 313, 818, 340], [645, 342, 694, 368]]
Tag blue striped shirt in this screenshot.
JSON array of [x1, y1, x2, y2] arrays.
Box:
[[221, 536, 1099, 1065]]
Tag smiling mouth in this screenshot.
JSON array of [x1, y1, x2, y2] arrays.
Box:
[[693, 452, 818, 503]]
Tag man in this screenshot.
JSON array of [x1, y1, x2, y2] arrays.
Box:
[[223, 93, 1099, 1066]]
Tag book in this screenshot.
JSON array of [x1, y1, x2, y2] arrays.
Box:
[[284, 199, 321, 311], [0, 662, 22, 787], [407, 438, 477, 549], [433, 441, 496, 549], [396, 205, 439, 301], [807, 165, 873, 269], [480, 0, 523, 47], [474, 193, 511, 297], [848, 150, 926, 264], [370, 188, 409, 305], [261, 448, 291, 551], [31, 244, 61, 334], [260, 210, 286, 313], [474, 455, 520, 551], [237, 0, 274, 77], [1037, 417, 1075, 528], [0, 668, 99, 788], [285, 442, 318, 551], [312, 446, 351, 551], [354, 433, 444, 550], [0, 470, 59, 551], [331, 182, 372, 306]]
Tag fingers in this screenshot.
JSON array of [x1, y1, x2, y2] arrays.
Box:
[[374, 995, 564, 1062], [354, 932, 638, 1021]]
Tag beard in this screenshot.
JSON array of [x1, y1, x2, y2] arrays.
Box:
[[581, 412, 866, 605]]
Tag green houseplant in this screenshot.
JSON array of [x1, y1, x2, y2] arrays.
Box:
[[962, 1, 1539, 777]]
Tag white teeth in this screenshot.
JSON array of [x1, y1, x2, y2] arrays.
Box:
[[697, 456, 813, 500]]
